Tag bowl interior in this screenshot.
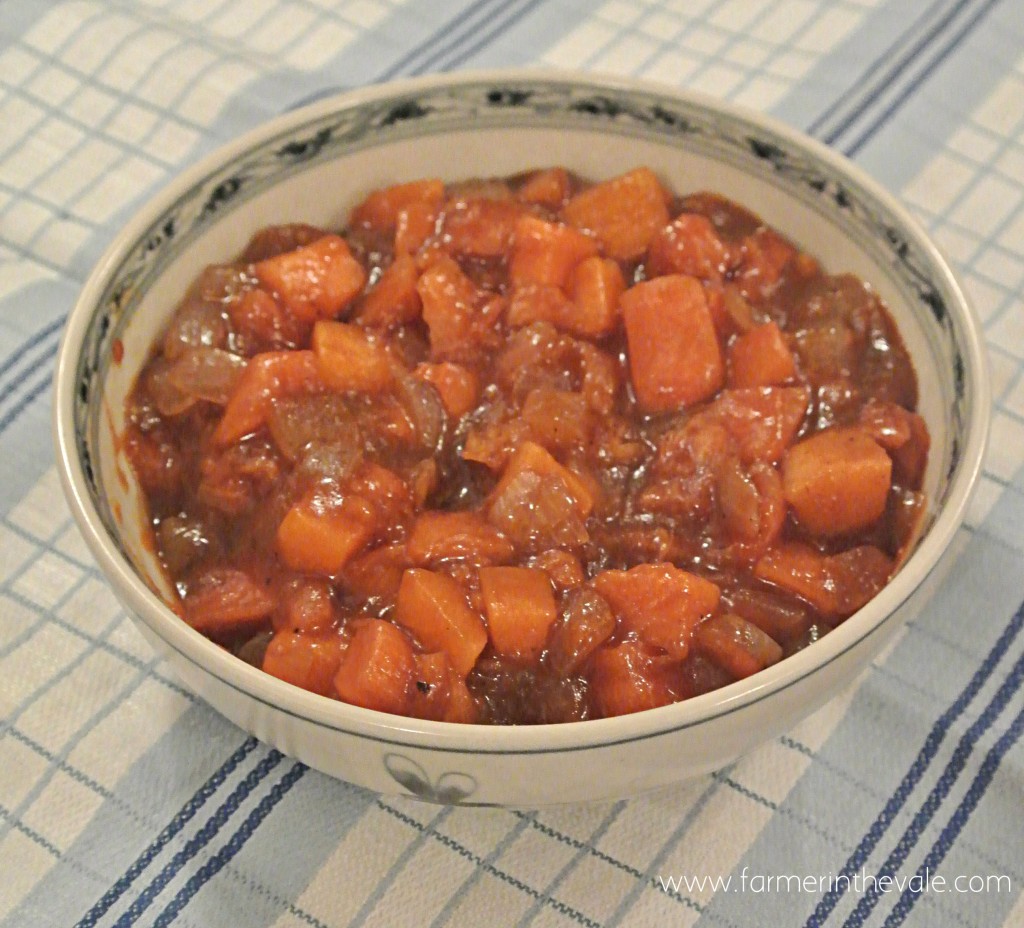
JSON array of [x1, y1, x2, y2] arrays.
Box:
[[64, 74, 979, 728]]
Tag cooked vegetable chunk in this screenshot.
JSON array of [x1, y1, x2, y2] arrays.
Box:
[[394, 569, 488, 677], [334, 619, 415, 714], [276, 491, 376, 574], [479, 566, 557, 662], [312, 321, 394, 393], [783, 427, 892, 536], [127, 166, 928, 724], [593, 563, 721, 660], [253, 235, 366, 321], [562, 167, 670, 260], [622, 274, 724, 412]]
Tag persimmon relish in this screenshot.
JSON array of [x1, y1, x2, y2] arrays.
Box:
[[126, 167, 929, 724]]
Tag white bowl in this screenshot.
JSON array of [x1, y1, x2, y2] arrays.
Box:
[[54, 70, 989, 806]]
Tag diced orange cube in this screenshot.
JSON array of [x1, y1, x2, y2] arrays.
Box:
[[593, 563, 721, 659], [276, 491, 376, 574], [334, 619, 415, 714], [311, 320, 394, 393], [736, 226, 797, 301], [342, 543, 411, 606], [355, 254, 422, 327], [407, 511, 514, 566], [479, 566, 557, 662], [754, 542, 837, 614], [588, 641, 679, 717], [182, 567, 276, 633], [509, 215, 598, 289], [394, 199, 441, 255], [782, 427, 892, 536], [621, 274, 724, 412], [515, 167, 571, 208], [393, 568, 488, 677], [567, 256, 626, 337], [350, 179, 445, 230], [213, 350, 322, 446], [413, 362, 480, 419], [263, 630, 347, 697], [416, 256, 502, 360], [442, 198, 526, 258], [253, 234, 367, 322], [562, 167, 670, 261], [699, 386, 810, 465], [647, 212, 730, 281], [491, 441, 594, 518], [727, 322, 797, 388], [407, 651, 453, 721]]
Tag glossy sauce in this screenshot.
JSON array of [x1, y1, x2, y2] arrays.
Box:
[[125, 167, 929, 724]]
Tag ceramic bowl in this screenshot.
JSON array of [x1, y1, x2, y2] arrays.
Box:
[[53, 70, 989, 806]]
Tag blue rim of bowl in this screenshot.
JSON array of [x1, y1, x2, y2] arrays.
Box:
[[56, 70, 990, 758]]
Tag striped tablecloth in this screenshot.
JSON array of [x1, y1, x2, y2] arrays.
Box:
[[2, 2, 1023, 926]]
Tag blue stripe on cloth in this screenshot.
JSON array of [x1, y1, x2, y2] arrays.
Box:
[[693, 464, 1024, 927], [149, 762, 307, 928], [842, 0, 1005, 156], [375, 0, 506, 80], [802, 592, 1024, 926], [160, 770, 376, 928], [0, 344, 57, 421], [806, 0, 955, 137], [511, 803, 627, 928], [882, 704, 1024, 926], [409, 0, 550, 74], [0, 661, 163, 910], [73, 737, 259, 928], [0, 705, 255, 928], [839, 626, 1024, 927], [850, 0, 1022, 192], [10, 718, 334, 928], [0, 369, 51, 436], [428, 813, 536, 928], [347, 804, 453, 928], [374, 800, 604, 928], [0, 578, 128, 740], [0, 314, 65, 387], [818, 0, 974, 145], [109, 748, 283, 928], [443, 0, 596, 71], [603, 777, 727, 926]]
